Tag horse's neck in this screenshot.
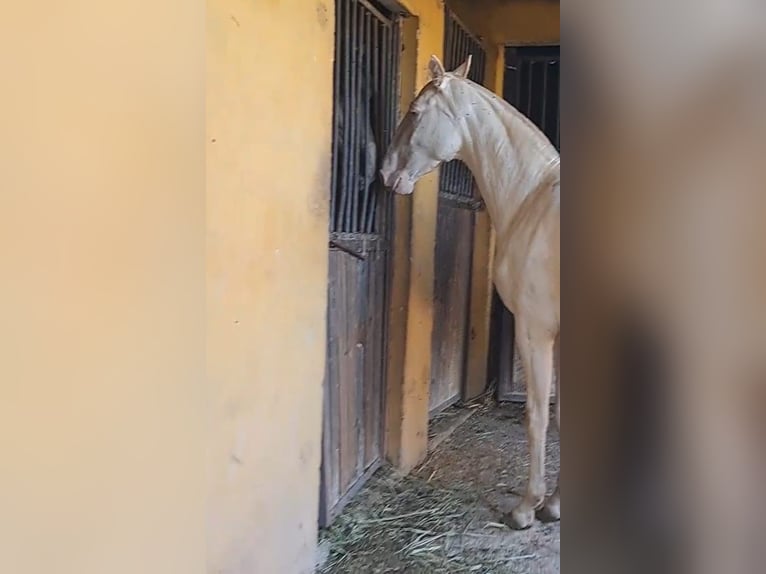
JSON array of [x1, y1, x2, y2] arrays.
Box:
[[453, 82, 559, 239]]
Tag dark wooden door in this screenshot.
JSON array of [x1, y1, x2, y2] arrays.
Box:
[[492, 45, 560, 403], [429, 11, 488, 415], [319, 0, 401, 527]]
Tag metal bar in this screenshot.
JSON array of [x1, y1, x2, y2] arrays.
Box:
[[379, 22, 390, 235], [384, 20, 400, 232], [330, 2, 343, 232], [365, 17, 380, 234], [378, 21, 391, 233], [359, 12, 372, 234], [541, 58, 549, 135], [347, 0, 360, 232], [339, 0, 352, 233], [556, 64, 561, 153], [527, 61, 534, 119], [456, 16, 463, 67], [455, 14, 462, 66], [514, 51, 522, 108], [443, 11, 452, 68], [357, 6, 365, 232]]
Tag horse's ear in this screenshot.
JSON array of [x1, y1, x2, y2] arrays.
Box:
[[452, 55, 472, 79], [428, 55, 445, 82]]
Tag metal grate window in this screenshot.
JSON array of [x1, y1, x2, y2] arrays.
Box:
[[329, 0, 400, 236], [504, 46, 560, 151], [439, 10, 487, 204]]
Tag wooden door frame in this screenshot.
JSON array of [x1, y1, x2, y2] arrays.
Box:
[[493, 43, 560, 404]]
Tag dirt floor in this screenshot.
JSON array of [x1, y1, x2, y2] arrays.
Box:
[[318, 398, 560, 573]]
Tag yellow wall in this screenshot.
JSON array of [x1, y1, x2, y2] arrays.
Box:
[[451, 0, 560, 45], [207, 1, 334, 572]]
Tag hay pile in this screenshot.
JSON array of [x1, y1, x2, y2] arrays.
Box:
[[319, 466, 536, 573]]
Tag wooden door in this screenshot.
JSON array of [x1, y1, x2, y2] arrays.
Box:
[[318, 0, 402, 527]]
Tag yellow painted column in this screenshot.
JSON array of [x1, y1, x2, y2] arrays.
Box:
[[385, 0, 444, 473], [464, 44, 504, 400], [385, 14, 416, 468]]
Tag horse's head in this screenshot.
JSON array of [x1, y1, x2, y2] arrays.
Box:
[[380, 54, 472, 195]]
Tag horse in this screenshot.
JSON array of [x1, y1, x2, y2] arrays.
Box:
[[380, 54, 561, 530]]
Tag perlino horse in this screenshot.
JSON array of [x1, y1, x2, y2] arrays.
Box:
[[380, 54, 560, 530]]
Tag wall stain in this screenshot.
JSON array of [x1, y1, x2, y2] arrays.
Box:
[[309, 147, 332, 219], [316, 2, 328, 29]]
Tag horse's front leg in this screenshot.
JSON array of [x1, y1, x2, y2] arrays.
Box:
[[506, 321, 555, 530], [538, 334, 560, 522]]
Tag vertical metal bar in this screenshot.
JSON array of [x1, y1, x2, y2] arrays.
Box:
[[347, 0, 360, 232], [514, 53, 522, 109], [381, 20, 391, 233], [556, 60, 561, 153], [454, 21, 462, 70], [381, 24, 390, 150], [339, 0, 352, 233], [438, 12, 449, 199], [463, 28, 473, 198], [476, 48, 482, 84], [541, 59, 549, 136], [388, 22, 402, 232], [352, 6, 365, 233], [365, 17, 380, 234], [377, 22, 389, 235], [359, 12, 372, 234], [443, 11, 451, 68], [376, 17, 385, 233], [330, 2, 343, 232], [389, 20, 400, 228], [465, 21, 473, 205], [450, 15, 459, 196], [448, 13, 454, 67], [527, 61, 534, 119]]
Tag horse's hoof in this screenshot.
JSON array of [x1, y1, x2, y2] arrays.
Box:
[[504, 506, 535, 530], [536, 497, 560, 523]]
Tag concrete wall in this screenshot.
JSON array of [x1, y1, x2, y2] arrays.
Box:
[[206, 1, 334, 572]]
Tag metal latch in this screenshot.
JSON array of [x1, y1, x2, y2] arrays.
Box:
[[329, 239, 366, 260]]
